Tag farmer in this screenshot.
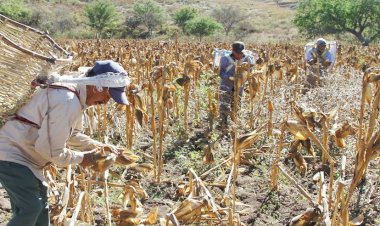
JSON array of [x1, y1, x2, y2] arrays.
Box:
[[306, 38, 333, 71], [0, 60, 129, 226], [305, 38, 333, 87], [218, 41, 254, 129]]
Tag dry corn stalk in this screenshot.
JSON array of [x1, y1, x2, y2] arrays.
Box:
[[278, 164, 316, 205], [338, 69, 380, 225], [271, 124, 285, 190], [268, 100, 274, 136], [148, 80, 158, 179]]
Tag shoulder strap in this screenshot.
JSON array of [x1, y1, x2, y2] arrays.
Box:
[[48, 84, 80, 100], [31, 79, 80, 100], [311, 48, 318, 58], [225, 55, 235, 72], [321, 49, 329, 58]]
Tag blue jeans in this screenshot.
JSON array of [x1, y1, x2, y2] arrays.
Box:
[[0, 161, 49, 226]]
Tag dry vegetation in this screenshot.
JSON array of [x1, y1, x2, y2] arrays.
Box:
[[1, 38, 380, 225]]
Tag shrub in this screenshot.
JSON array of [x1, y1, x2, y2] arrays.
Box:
[[185, 16, 222, 41]]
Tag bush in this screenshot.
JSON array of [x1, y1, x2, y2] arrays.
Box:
[[233, 21, 258, 40], [173, 7, 197, 32], [0, 0, 30, 24], [27, 7, 78, 36], [132, 0, 165, 37], [85, 0, 121, 38], [185, 16, 222, 41], [212, 6, 245, 36]]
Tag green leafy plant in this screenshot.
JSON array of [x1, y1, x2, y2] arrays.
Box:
[[294, 0, 380, 45], [133, 0, 165, 37], [85, 0, 121, 38], [173, 7, 198, 33], [0, 0, 30, 24], [185, 16, 222, 41]]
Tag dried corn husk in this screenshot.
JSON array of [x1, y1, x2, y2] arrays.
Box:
[[289, 206, 323, 226], [91, 152, 116, 172], [333, 122, 357, 148], [173, 198, 208, 222], [285, 120, 310, 140], [237, 130, 262, 150], [116, 149, 139, 165], [349, 215, 364, 226], [129, 163, 153, 173], [143, 207, 159, 225]]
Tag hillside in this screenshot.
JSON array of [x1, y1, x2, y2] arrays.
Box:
[[17, 0, 299, 42]]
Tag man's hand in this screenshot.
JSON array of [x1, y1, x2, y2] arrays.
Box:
[[103, 145, 122, 155], [322, 60, 331, 68], [79, 151, 97, 168], [307, 58, 317, 65]]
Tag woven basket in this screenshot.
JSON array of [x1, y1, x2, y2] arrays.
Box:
[[0, 14, 72, 121]]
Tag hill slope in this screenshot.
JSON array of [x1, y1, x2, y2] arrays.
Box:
[[19, 0, 298, 42]]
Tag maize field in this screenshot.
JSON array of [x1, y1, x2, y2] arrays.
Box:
[[1, 38, 380, 226]]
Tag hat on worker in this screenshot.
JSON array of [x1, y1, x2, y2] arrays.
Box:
[[89, 60, 129, 105], [316, 38, 327, 46], [49, 60, 130, 105], [232, 41, 245, 53]]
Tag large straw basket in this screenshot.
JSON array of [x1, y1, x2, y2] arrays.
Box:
[[0, 14, 72, 122]]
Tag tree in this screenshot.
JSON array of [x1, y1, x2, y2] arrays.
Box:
[[133, 0, 165, 37], [212, 6, 245, 36], [125, 16, 141, 31], [233, 21, 257, 40], [185, 16, 222, 41], [173, 7, 197, 32], [294, 0, 380, 46], [85, 0, 121, 38], [123, 16, 147, 39], [0, 0, 30, 24]]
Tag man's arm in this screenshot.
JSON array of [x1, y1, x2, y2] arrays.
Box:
[[325, 51, 333, 64], [247, 55, 255, 72], [306, 49, 316, 65], [219, 56, 231, 80], [67, 116, 104, 151]]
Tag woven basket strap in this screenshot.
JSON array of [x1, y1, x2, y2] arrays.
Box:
[[48, 85, 80, 100], [10, 115, 40, 129]]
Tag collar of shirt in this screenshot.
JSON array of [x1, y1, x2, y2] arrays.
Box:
[[229, 53, 246, 61]]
